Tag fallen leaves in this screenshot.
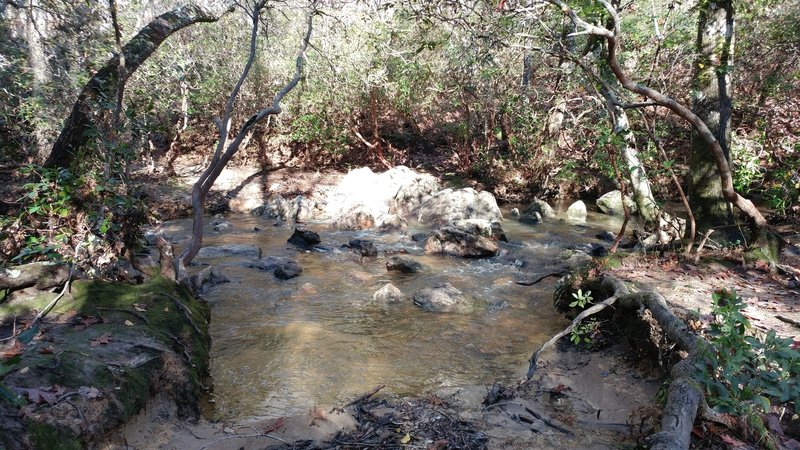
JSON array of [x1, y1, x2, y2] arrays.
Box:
[[0, 341, 25, 359], [89, 333, 112, 347]]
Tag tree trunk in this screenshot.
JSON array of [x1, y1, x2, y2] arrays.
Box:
[[43, 2, 232, 168], [688, 0, 735, 231], [26, 0, 49, 161]]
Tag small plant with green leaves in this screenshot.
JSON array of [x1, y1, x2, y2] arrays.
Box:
[[695, 289, 799, 419], [570, 318, 599, 346], [569, 289, 593, 309]]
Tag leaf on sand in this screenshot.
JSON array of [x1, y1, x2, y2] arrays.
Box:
[[0, 341, 25, 359], [90, 333, 112, 347], [133, 303, 149, 312], [124, 320, 134, 326], [400, 433, 412, 444], [78, 386, 103, 399], [13, 386, 58, 405]]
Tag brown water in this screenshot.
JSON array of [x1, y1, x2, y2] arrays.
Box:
[[163, 209, 626, 421]]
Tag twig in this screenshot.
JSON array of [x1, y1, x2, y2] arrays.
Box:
[[30, 267, 73, 327], [198, 432, 287, 450], [344, 384, 385, 408], [776, 315, 800, 329], [524, 406, 573, 435], [693, 229, 715, 263], [95, 307, 149, 325], [526, 296, 619, 379]]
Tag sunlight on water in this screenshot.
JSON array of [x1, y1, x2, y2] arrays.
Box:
[[165, 208, 626, 420]]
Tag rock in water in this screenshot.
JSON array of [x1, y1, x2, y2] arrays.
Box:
[[287, 228, 321, 248], [188, 266, 230, 293], [424, 226, 498, 258], [596, 190, 637, 216], [413, 283, 472, 313], [524, 198, 556, 220], [347, 239, 378, 257], [565, 200, 587, 221], [274, 264, 302, 280], [371, 283, 407, 305], [196, 244, 262, 259], [248, 256, 303, 280], [386, 256, 424, 273]]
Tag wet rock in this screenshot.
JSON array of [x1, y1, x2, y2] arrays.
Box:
[[520, 211, 543, 225], [411, 232, 429, 242], [371, 283, 407, 305], [488, 300, 510, 313], [424, 226, 499, 258], [386, 256, 424, 274], [377, 214, 408, 233], [212, 220, 231, 231], [346, 239, 378, 257], [524, 198, 556, 220], [450, 219, 507, 242], [415, 188, 503, 225], [596, 231, 617, 242], [251, 256, 304, 280], [188, 266, 230, 294], [197, 244, 262, 259], [413, 283, 472, 313], [287, 228, 321, 248], [510, 208, 520, 217], [575, 243, 608, 257], [596, 190, 637, 216], [565, 200, 587, 221]]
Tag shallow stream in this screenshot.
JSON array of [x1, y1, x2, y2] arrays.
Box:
[[162, 208, 626, 421]]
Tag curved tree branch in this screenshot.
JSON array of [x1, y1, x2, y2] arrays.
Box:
[[44, 2, 235, 168], [175, 2, 316, 278], [542, 0, 767, 229]]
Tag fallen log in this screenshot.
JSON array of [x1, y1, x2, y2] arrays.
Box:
[[0, 261, 69, 291], [527, 274, 703, 450]]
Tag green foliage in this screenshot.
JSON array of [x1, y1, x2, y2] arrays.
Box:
[[570, 318, 599, 346], [695, 289, 800, 417], [731, 136, 766, 192], [569, 289, 593, 309]]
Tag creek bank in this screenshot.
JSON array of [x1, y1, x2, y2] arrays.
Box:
[[0, 277, 211, 450]]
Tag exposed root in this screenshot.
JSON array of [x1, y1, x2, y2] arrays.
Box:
[[531, 274, 703, 449]]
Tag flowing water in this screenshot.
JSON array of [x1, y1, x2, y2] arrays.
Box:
[[162, 208, 626, 421]]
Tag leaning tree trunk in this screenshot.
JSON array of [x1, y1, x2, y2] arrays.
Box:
[[544, 0, 766, 230], [173, 2, 315, 279], [43, 2, 232, 169], [687, 0, 735, 231]]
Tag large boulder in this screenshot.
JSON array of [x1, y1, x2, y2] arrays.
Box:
[[424, 226, 498, 258], [524, 198, 556, 220], [386, 256, 424, 274], [287, 228, 321, 248], [565, 200, 587, 221], [256, 194, 318, 223], [414, 188, 503, 225], [596, 190, 637, 216], [196, 244, 262, 259], [412, 283, 473, 313], [325, 166, 440, 229], [249, 256, 303, 280]]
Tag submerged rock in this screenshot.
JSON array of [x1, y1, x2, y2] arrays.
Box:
[[524, 198, 556, 220], [188, 266, 230, 294], [413, 283, 472, 313], [565, 200, 587, 221], [197, 244, 262, 259], [371, 283, 407, 305], [346, 239, 378, 257], [386, 256, 424, 274], [596, 190, 637, 216], [424, 226, 498, 258], [415, 188, 503, 225], [287, 228, 321, 248], [249, 256, 303, 280], [596, 231, 617, 242]]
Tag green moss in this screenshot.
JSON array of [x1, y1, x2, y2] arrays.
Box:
[[29, 423, 82, 450]]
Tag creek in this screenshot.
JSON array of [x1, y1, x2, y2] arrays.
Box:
[[162, 207, 626, 421]]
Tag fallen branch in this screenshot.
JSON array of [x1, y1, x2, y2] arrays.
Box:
[[344, 384, 385, 408], [524, 406, 574, 435], [776, 315, 800, 329]]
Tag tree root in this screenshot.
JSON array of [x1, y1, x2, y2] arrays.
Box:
[[528, 275, 703, 450]]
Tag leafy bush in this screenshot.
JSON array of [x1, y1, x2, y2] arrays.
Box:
[[695, 289, 800, 416]]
